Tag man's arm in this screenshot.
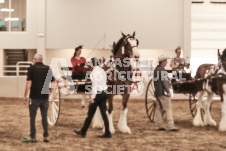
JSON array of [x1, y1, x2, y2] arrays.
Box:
[[160, 67, 171, 97], [162, 80, 171, 97], [170, 58, 178, 70], [170, 64, 178, 70], [24, 80, 32, 105]]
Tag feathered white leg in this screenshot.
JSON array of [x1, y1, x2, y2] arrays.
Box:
[[117, 108, 131, 134], [203, 92, 217, 126], [193, 92, 204, 126], [103, 111, 115, 134], [219, 84, 226, 131], [92, 107, 104, 129]]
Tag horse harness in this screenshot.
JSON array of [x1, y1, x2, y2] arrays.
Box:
[[203, 60, 226, 94]]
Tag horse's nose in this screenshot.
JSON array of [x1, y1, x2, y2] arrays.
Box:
[[134, 55, 140, 63], [134, 55, 140, 59]]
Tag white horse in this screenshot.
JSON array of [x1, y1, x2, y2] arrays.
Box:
[[193, 49, 226, 131]]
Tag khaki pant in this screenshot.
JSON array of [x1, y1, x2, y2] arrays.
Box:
[[155, 96, 175, 130]]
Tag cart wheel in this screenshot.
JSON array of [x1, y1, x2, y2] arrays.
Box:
[[145, 79, 156, 123], [189, 93, 205, 120], [48, 81, 61, 126]]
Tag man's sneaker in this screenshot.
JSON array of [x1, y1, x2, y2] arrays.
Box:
[[170, 128, 179, 132], [31, 138, 37, 143], [157, 128, 166, 131], [73, 130, 86, 137], [43, 137, 49, 143]]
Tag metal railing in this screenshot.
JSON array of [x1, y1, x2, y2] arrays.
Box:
[[0, 61, 33, 76]]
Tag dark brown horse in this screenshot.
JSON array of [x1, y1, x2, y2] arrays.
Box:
[[92, 32, 139, 134], [193, 49, 226, 131]]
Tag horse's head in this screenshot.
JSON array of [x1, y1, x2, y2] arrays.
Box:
[[121, 31, 140, 59], [220, 48, 226, 71]]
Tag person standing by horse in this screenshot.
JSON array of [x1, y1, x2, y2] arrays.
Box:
[[154, 55, 179, 132], [73, 58, 112, 138], [71, 45, 86, 80], [24, 54, 55, 142]]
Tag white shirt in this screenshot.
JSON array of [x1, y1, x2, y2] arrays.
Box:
[[90, 66, 108, 99]]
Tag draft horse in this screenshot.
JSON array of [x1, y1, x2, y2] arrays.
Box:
[[92, 32, 139, 134], [193, 49, 226, 131]]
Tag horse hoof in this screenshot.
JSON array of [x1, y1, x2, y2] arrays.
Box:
[[204, 119, 217, 127], [193, 118, 204, 127], [118, 125, 131, 134], [219, 120, 226, 131]]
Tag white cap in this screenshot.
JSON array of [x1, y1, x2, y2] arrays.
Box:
[[158, 55, 170, 62]]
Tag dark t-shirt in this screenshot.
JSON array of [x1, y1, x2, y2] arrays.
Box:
[[27, 62, 55, 99]]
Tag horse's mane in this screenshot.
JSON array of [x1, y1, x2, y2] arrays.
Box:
[[112, 37, 124, 55]]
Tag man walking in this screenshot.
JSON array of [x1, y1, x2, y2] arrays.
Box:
[[73, 58, 111, 138], [153, 55, 179, 132], [24, 54, 55, 142]]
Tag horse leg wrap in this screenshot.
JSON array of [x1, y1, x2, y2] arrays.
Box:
[[193, 101, 204, 127], [92, 107, 104, 129], [117, 108, 131, 134]]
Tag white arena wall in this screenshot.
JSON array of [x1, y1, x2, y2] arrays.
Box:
[[0, 49, 3, 77], [46, 0, 190, 57], [0, 0, 191, 58]]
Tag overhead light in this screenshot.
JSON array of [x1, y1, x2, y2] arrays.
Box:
[[0, 0, 5, 3], [1, 8, 14, 12], [5, 18, 19, 21]]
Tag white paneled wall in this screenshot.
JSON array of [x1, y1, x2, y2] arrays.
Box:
[[46, 0, 185, 51], [191, 2, 226, 75]]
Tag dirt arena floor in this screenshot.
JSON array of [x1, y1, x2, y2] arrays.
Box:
[[0, 97, 226, 151]]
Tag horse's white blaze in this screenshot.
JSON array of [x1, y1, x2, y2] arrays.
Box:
[[219, 84, 226, 131], [203, 92, 217, 126], [122, 47, 125, 54], [117, 108, 131, 134], [103, 111, 115, 134], [193, 92, 204, 126], [128, 38, 139, 58], [92, 107, 104, 129]]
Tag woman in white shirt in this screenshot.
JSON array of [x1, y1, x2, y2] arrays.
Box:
[[73, 58, 111, 138]]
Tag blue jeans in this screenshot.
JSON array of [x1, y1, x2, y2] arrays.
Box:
[[29, 98, 49, 138]]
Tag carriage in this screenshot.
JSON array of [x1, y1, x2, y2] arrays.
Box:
[[145, 67, 206, 123], [47, 66, 92, 126]]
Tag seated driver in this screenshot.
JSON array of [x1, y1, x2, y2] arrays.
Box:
[[170, 47, 191, 81], [170, 47, 186, 71], [71, 45, 86, 80]]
